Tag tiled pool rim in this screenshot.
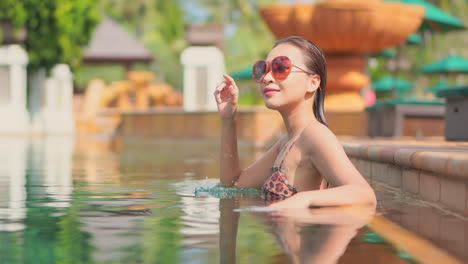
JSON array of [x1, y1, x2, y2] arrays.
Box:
[[343, 139, 468, 216]]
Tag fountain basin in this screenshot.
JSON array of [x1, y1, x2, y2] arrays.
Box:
[[259, 0, 425, 100], [260, 0, 425, 54]]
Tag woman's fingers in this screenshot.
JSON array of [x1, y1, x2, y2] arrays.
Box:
[[223, 74, 239, 92], [215, 81, 226, 93], [214, 74, 239, 106], [222, 74, 239, 103], [214, 82, 226, 103], [223, 73, 235, 84], [230, 85, 238, 103]]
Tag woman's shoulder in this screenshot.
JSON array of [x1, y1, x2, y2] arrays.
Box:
[[299, 122, 340, 153], [302, 121, 335, 138]]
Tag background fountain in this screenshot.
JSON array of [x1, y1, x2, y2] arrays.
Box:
[[260, 0, 425, 111]]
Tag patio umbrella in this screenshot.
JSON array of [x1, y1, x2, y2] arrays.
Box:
[[385, 0, 465, 32], [421, 55, 468, 74], [384, 0, 464, 99], [230, 67, 252, 80], [371, 34, 421, 58], [371, 33, 422, 58], [371, 49, 396, 58], [372, 76, 414, 92], [406, 33, 422, 45]]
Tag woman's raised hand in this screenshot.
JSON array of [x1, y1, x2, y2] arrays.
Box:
[[214, 74, 239, 120]]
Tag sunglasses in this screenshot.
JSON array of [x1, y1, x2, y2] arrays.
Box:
[[252, 56, 313, 83]]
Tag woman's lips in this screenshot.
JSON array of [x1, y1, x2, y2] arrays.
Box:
[[263, 88, 280, 97]]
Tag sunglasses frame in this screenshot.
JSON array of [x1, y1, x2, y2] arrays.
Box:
[[252, 56, 313, 83]]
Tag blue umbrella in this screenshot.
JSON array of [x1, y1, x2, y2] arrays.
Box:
[[230, 67, 252, 80], [406, 33, 422, 45], [372, 76, 414, 92], [384, 0, 464, 99], [371, 49, 397, 58], [385, 0, 465, 32], [421, 55, 468, 74]]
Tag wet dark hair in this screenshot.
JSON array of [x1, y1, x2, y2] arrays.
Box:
[[273, 36, 328, 126]]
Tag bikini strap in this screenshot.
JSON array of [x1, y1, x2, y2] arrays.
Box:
[[278, 137, 299, 168], [277, 121, 315, 168]]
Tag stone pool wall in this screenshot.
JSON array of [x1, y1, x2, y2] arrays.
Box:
[[344, 139, 468, 216], [116, 108, 370, 145]]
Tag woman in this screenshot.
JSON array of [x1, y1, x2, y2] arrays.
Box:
[[213, 36, 376, 209]]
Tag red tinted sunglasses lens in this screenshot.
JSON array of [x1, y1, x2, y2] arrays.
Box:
[[253, 60, 267, 82], [271, 56, 292, 80]]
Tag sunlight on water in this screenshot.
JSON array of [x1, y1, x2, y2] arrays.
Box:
[[194, 183, 260, 199], [0, 137, 461, 263]]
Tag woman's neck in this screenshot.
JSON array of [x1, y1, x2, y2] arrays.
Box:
[[280, 105, 317, 140]]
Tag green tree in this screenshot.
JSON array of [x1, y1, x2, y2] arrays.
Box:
[[0, 0, 27, 28], [25, 0, 100, 73], [1, 0, 100, 73], [55, 0, 101, 70]]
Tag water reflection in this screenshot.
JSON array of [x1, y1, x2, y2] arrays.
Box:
[[176, 179, 376, 264], [0, 137, 447, 263], [175, 179, 221, 248], [28, 137, 74, 208], [219, 203, 375, 264], [0, 138, 27, 232], [267, 206, 373, 264], [0, 137, 74, 232], [0, 136, 91, 264]]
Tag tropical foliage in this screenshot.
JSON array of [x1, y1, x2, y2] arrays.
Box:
[[0, 0, 27, 27], [0, 0, 27, 46], [0, 0, 100, 73]]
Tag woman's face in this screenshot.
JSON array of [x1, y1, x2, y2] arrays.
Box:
[[258, 43, 320, 110]]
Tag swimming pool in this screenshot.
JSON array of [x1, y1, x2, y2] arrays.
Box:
[[0, 137, 463, 263]]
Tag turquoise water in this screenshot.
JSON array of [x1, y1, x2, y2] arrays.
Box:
[[0, 137, 423, 263]]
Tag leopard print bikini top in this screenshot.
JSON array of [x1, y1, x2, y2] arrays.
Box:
[[261, 139, 298, 201]]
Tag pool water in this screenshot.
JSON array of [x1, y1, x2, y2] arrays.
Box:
[[0, 137, 459, 263]]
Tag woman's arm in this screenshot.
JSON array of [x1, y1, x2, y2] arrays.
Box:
[[219, 117, 241, 186], [270, 184, 376, 208], [214, 74, 281, 188], [214, 74, 241, 185], [270, 124, 376, 208], [219, 112, 285, 188]]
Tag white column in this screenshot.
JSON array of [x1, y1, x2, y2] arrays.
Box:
[[30, 64, 75, 135], [29, 69, 47, 134], [182, 65, 197, 111], [0, 45, 30, 134], [54, 65, 75, 134], [181, 46, 226, 111]]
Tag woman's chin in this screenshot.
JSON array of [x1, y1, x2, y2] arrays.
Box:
[[264, 101, 280, 110]]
